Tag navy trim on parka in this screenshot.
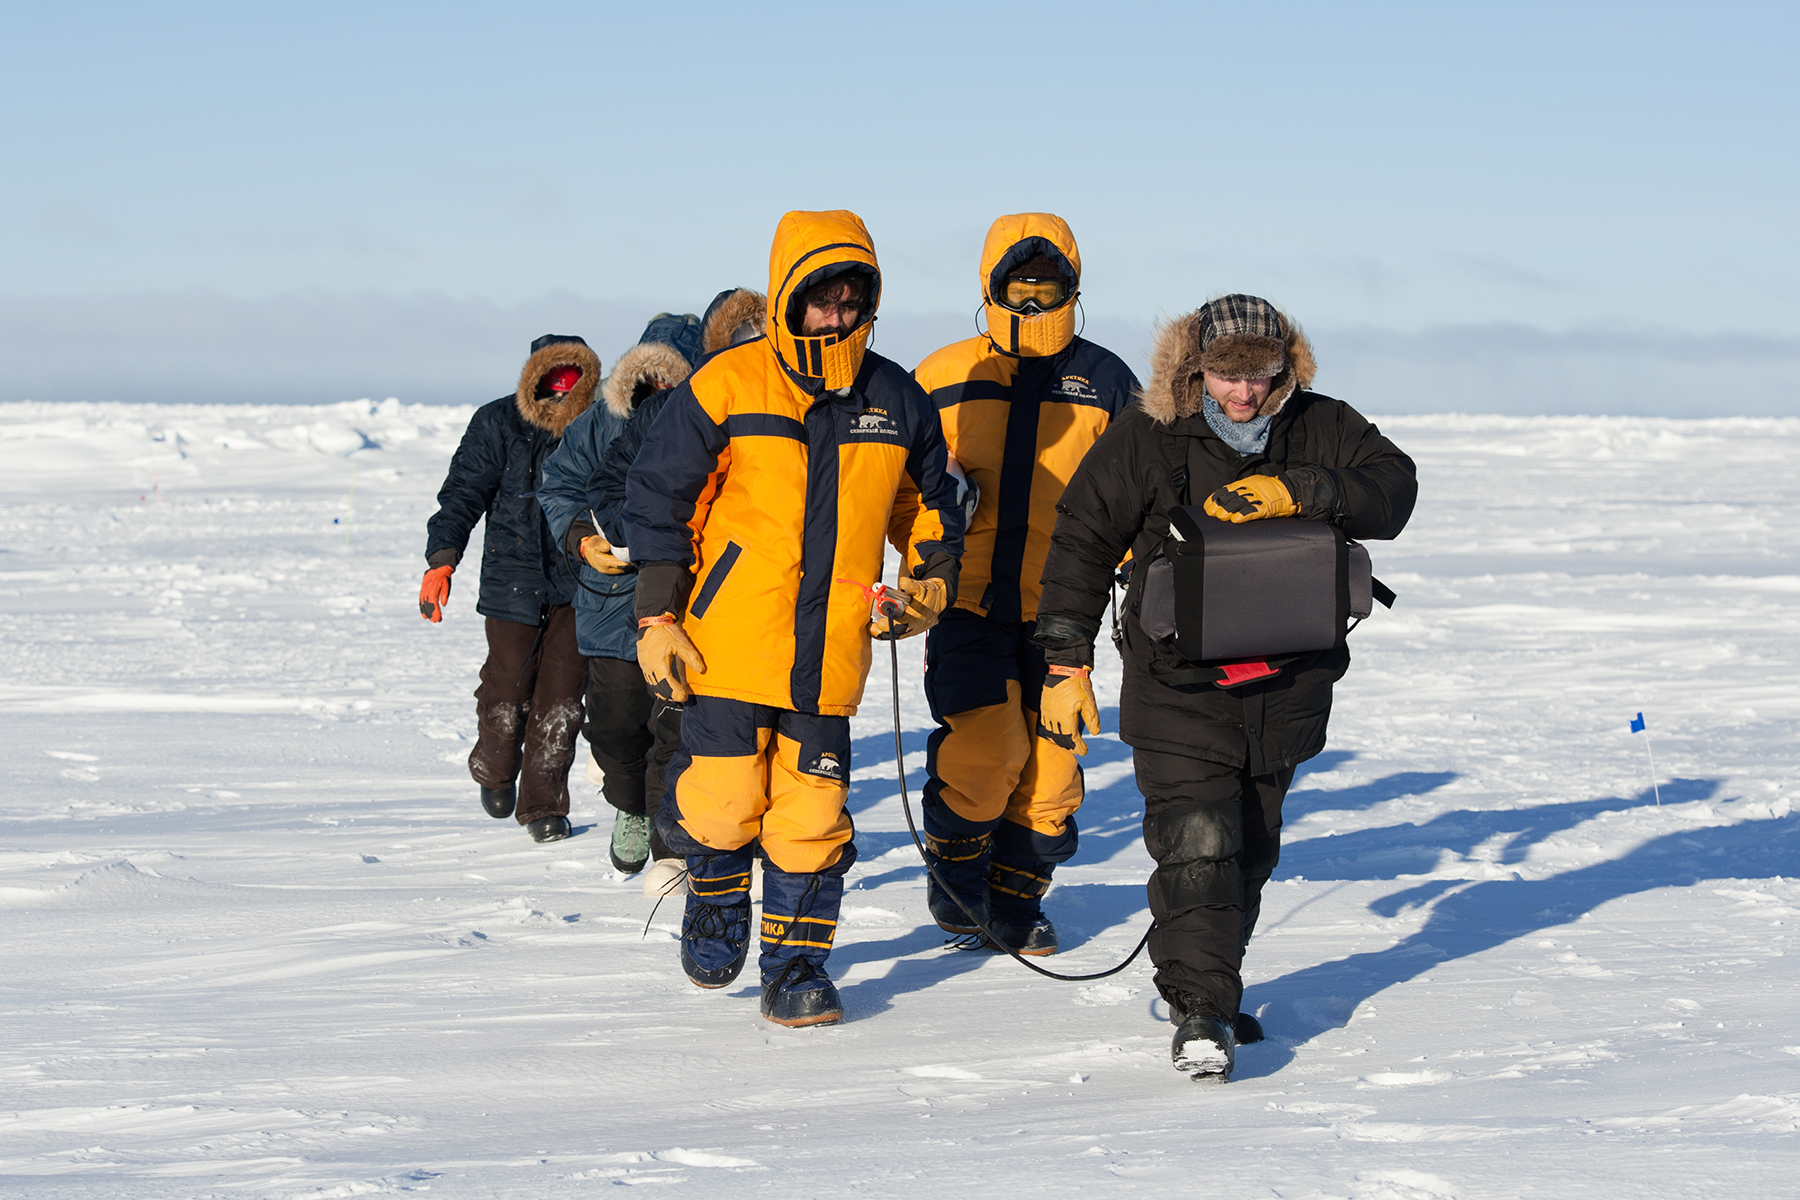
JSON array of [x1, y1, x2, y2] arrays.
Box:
[[623, 345, 964, 716], [424, 396, 575, 626]]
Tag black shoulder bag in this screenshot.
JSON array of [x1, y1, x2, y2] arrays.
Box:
[[1134, 431, 1394, 688]]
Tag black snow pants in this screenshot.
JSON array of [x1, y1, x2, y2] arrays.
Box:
[[1135, 747, 1294, 1019], [643, 697, 684, 861], [469, 607, 587, 826], [583, 654, 685, 860], [583, 654, 654, 816]]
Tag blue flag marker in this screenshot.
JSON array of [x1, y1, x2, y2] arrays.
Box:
[[1630, 711, 1660, 805]]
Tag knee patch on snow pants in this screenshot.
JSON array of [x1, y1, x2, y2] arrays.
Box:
[[1138, 752, 1291, 916], [656, 696, 854, 875], [1145, 795, 1247, 913]]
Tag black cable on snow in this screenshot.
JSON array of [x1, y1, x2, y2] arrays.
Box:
[[886, 635, 1152, 983]]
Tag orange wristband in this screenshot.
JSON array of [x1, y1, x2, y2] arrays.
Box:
[[1047, 665, 1091, 678], [637, 614, 676, 629]]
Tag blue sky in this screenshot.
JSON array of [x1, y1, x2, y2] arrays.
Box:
[[3, 1, 1796, 410]]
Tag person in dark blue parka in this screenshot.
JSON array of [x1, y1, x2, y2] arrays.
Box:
[[540, 312, 703, 873], [421, 333, 599, 843], [545, 289, 766, 895]]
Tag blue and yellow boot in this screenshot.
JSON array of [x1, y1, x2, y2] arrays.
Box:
[[679, 849, 752, 988], [758, 863, 846, 1027], [986, 853, 1059, 956], [922, 824, 992, 935]]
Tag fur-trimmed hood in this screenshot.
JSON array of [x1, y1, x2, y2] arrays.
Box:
[[1137, 304, 1316, 426], [515, 336, 601, 436], [602, 340, 693, 418], [702, 288, 768, 356]]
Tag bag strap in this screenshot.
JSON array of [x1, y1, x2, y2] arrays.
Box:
[[1159, 430, 1188, 505]]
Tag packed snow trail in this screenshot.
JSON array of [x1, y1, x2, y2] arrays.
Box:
[[2, 401, 1798, 1198]]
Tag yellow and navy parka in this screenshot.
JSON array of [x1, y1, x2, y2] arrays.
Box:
[[623, 210, 965, 717], [913, 213, 1140, 624]]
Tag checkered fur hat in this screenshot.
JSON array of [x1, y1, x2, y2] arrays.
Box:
[[1137, 295, 1317, 425], [1196, 294, 1289, 380]]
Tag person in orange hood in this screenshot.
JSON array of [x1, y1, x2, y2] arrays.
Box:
[[623, 210, 965, 1027], [911, 214, 1140, 955]]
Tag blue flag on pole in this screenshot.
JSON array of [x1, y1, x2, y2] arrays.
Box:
[[1630, 712, 1646, 733]]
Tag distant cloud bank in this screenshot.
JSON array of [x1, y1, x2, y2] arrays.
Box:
[[2, 293, 1794, 417]]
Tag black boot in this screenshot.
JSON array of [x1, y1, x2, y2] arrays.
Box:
[[1235, 1009, 1265, 1045], [922, 829, 991, 935], [1170, 993, 1236, 1081], [988, 913, 1059, 955], [480, 783, 516, 819], [760, 958, 843, 1027], [527, 815, 571, 843]]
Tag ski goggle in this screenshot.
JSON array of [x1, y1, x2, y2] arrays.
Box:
[[997, 276, 1070, 314]]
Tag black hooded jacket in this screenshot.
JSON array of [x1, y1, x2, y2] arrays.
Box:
[[1036, 326, 1416, 773], [424, 335, 600, 626]]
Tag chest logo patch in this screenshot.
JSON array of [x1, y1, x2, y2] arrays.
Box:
[[1055, 375, 1100, 403], [851, 407, 900, 437]]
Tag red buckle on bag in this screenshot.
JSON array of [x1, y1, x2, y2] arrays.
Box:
[[1216, 660, 1278, 686]]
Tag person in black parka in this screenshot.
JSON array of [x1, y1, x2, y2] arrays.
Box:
[[1034, 295, 1417, 1080], [421, 333, 601, 843]]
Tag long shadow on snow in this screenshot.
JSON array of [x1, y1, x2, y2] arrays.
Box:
[[829, 880, 1159, 1020], [1284, 769, 1461, 819], [1277, 776, 1716, 883], [1234, 778, 1800, 1080], [830, 927, 1005, 1019]]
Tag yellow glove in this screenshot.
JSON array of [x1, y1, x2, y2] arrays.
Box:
[[1037, 667, 1100, 756], [1203, 474, 1299, 523], [580, 534, 629, 575], [869, 575, 949, 640], [637, 614, 706, 702]]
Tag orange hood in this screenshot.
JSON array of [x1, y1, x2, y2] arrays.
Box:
[[766, 209, 882, 390], [980, 212, 1081, 359]]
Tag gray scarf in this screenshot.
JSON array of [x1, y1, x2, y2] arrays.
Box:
[[1202, 393, 1272, 455]]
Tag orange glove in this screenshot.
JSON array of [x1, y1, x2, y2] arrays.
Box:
[[580, 534, 629, 575], [868, 576, 949, 640], [1037, 666, 1100, 756], [1203, 474, 1299, 523], [419, 564, 454, 622], [637, 614, 706, 702]]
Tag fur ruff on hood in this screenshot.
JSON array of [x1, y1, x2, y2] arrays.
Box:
[[1137, 308, 1317, 426], [702, 288, 768, 356], [601, 341, 693, 418], [515, 339, 601, 436]]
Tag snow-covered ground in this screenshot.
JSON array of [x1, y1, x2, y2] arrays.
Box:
[[2, 400, 1797, 1199]]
